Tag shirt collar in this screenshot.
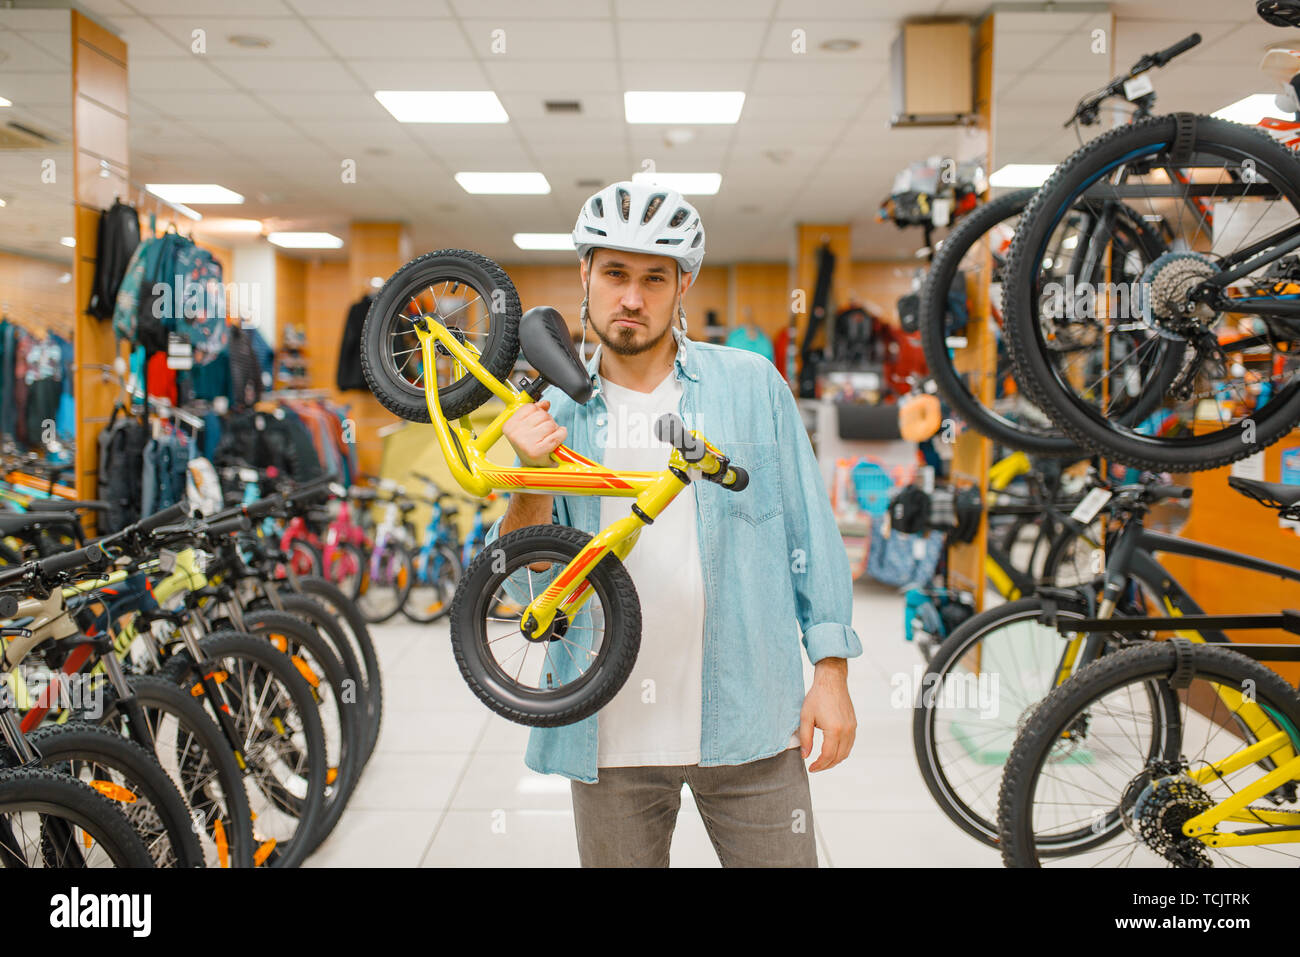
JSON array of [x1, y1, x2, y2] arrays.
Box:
[[585, 327, 698, 398]]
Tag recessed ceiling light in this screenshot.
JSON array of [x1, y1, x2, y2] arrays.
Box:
[[1212, 93, 1291, 124], [624, 91, 745, 124], [988, 164, 1056, 187], [0, 96, 10, 108], [630, 171, 721, 195], [513, 233, 574, 251], [663, 128, 695, 146], [268, 232, 344, 249], [575, 178, 603, 189], [364, 147, 390, 157], [227, 34, 272, 49], [820, 38, 860, 52], [374, 91, 509, 123], [0, 198, 7, 208], [146, 183, 244, 204], [454, 171, 550, 194], [59, 236, 75, 247]]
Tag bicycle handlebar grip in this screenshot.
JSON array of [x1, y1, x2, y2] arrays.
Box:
[[138, 501, 192, 536], [37, 543, 107, 579], [1154, 32, 1200, 65], [244, 493, 284, 520], [203, 514, 251, 538], [722, 465, 749, 493], [1151, 483, 1193, 501], [0, 593, 16, 618], [653, 414, 705, 462], [203, 503, 245, 524]]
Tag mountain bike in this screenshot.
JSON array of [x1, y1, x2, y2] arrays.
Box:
[[1003, 21, 1300, 471], [997, 473, 1300, 864], [360, 248, 749, 726]]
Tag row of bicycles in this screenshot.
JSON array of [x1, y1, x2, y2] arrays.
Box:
[[905, 2, 1300, 867], [0, 472, 383, 867], [221, 465, 516, 628]]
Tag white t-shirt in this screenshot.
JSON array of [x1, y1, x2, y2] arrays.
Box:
[[596, 368, 706, 766], [594, 364, 800, 766]]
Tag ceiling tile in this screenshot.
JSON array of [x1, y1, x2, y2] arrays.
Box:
[[132, 90, 273, 118], [619, 59, 753, 89], [450, 0, 606, 16], [484, 59, 620, 92], [311, 18, 472, 58], [287, 0, 452, 14], [751, 60, 884, 95], [458, 19, 616, 59], [98, 16, 185, 57], [762, 20, 893, 60], [211, 57, 361, 91], [616, 19, 768, 60], [125, 0, 295, 15], [349, 57, 490, 91], [151, 16, 334, 58], [128, 56, 236, 92]]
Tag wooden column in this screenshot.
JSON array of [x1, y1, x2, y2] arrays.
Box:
[[344, 222, 406, 478], [794, 223, 851, 363], [945, 13, 994, 612], [70, 10, 128, 505]]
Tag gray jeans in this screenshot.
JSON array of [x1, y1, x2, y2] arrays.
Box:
[[569, 747, 817, 867]]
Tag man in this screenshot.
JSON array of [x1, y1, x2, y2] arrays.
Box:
[[484, 181, 862, 867]]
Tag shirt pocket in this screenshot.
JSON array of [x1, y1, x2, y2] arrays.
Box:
[[723, 440, 782, 527]]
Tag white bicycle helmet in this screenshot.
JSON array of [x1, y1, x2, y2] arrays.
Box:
[[573, 181, 706, 278]]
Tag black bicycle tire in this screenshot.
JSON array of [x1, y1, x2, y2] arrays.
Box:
[[402, 542, 462, 624], [450, 524, 641, 727], [26, 722, 205, 868], [233, 609, 361, 852], [360, 248, 522, 423], [1004, 115, 1300, 471], [293, 575, 384, 765], [0, 766, 155, 868], [356, 540, 414, 625], [160, 632, 328, 868], [998, 640, 1300, 866], [914, 594, 1097, 847]]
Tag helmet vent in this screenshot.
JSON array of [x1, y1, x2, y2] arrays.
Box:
[[668, 207, 688, 227], [590, 197, 603, 218], [655, 237, 683, 246], [690, 233, 702, 248], [642, 193, 666, 224], [584, 226, 606, 236], [616, 188, 631, 221]]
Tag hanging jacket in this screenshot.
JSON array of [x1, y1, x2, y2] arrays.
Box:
[[228, 325, 263, 410], [336, 296, 371, 391], [87, 200, 141, 319]]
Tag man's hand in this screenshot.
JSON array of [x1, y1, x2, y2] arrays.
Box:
[[503, 398, 566, 467], [799, 657, 856, 772]]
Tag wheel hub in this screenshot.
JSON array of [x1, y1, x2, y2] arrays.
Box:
[[521, 608, 570, 644], [1139, 252, 1220, 337], [1123, 763, 1214, 867]]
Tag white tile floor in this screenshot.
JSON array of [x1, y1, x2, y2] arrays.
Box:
[[304, 579, 1002, 867]]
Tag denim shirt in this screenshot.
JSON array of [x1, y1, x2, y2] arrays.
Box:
[[484, 329, 863, 783]]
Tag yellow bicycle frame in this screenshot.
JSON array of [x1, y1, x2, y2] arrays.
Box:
[[410, 317, 736, 640]]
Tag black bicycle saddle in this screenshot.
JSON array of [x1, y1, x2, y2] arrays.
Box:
[[1228, 475, 1300, 512], [519, 307, 593, 405]]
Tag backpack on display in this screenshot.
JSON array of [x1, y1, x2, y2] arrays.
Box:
[[87, 200, 141, 320]]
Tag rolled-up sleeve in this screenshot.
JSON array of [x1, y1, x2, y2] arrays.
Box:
[[769, 367, 863, 666]]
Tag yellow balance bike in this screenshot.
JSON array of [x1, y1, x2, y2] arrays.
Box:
[[359, 249, 751, 726]]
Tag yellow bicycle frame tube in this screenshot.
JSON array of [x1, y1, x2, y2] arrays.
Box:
[[409, 317, 734, 640]]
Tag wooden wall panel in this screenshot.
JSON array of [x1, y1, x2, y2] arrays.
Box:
[[275, 254, 306, 346], [734, 262, 791, 339], [71, 9, 128, 504]]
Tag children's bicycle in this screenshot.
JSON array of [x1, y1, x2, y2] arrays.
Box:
[[360, 248, 750, 726]]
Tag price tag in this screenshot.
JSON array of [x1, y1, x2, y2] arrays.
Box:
[[1070, 487, 1113, 524], [166, 333, 193, 370], [912, 536, 927, 560], [1123, 74, 1154, 101]]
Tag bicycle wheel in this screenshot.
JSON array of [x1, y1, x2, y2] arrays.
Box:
[[99, 674, 256, 868], [0, 766, 154, 868], [361, 248, 522, 423], [403, 542, 462, 624], [914, 594, 1129, 847], [998, 640, 1300, 866], [161, 632, 327, 868], [450, 523, 640, 727], [325, 542, 366, 601], [1005, 115, 1300, 471], [285, 539, 323, 578], [235, 609, 362, 852], [292, 575, 384, 766], [356, 541, 414, 625], [25, 722, 204, 868]]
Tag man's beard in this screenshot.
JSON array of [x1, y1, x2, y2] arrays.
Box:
[[593, 315, 672, 357]]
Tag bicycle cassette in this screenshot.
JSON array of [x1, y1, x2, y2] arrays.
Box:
[[1139, 251, 1219, 337], [1126, 770, 1214, 867]]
